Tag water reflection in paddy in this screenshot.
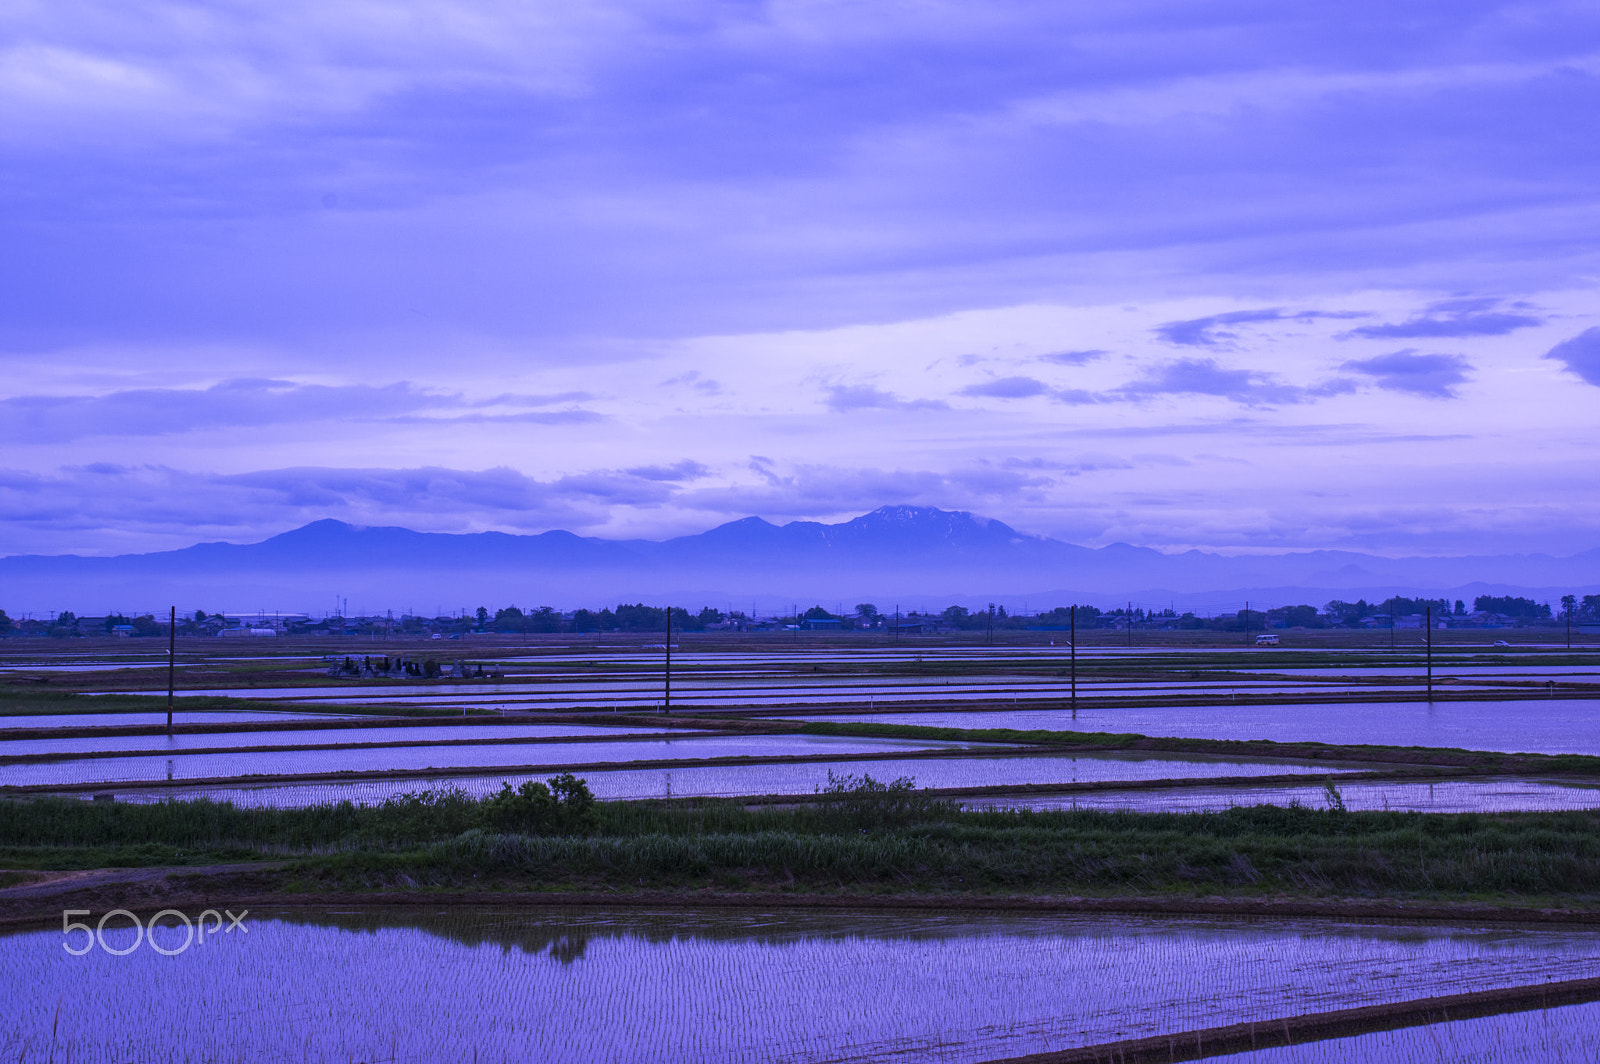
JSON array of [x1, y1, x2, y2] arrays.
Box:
[[0, 734, 986, 787], [5, 722, 679, 756], [771, 698, 1600, 755], [0, 710, 366, 730], [5, 908, 1599, 1064], [81, 751, 1359, 806], [963, 776, 1600, 815]]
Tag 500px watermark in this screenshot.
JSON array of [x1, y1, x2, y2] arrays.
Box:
[[62, 909, 248, 956]]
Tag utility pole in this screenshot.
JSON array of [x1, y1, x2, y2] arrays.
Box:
[[1127, 601, 1133, 648], [1389, 598, 1396, 651], [1070, 605, 1077, 715], [894, 605, 900, 646], [166, 605, 176, 737], [1426, 605, 1433, 701], [1244, 600, 1250, 647], [663, 605, 672, 714], [987, 603, 995, 646]]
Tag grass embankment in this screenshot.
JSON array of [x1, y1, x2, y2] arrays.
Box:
[[5, 779, 1600, 904]]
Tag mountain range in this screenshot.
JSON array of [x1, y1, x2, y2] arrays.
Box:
[[3, 506, 1598, 615]]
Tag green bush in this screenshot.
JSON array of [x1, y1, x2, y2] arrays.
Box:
[[482, 773, 597, 835]]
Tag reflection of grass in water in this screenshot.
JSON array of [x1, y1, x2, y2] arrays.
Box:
[[14, 904, 1600, 1064]]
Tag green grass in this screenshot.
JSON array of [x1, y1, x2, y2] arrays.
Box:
[[8, 781, 1600, 901]]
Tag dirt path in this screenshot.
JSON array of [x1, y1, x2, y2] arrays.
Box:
[[5, 863, 1600, 930]]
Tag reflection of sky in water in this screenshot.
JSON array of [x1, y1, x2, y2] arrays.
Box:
[[0, 734, 983, 786], [0, 711, 364, 729], [7, 908, 1600, 1064], [6, 723, 678, 756], [773, 699, 1600, 756], [90, 752, 1359, 807], [964, 776, 1600, 815]]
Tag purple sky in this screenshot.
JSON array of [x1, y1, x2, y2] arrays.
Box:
[[3, 1, 1599, 558]]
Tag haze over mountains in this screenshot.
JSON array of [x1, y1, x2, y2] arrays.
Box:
[[2, 506, 1597, 617]]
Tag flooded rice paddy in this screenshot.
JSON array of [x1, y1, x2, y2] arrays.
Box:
[[962, 776, 1600, 815], [2, 721, 681, 756], [69, 750, 1364, 805], [83, 767, 1600, 814], [773, 697, 1600, 756], [0, 709, 366, 729], [3, 745, 1350, 796], [0, 733, 990, 787], [4, 908, 1598, 1064]]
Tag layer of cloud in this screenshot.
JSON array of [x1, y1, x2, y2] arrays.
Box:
[[0, 460, 722, 555], [2, 4, 1598, 352], [687, 460, 1048, 520], [1341, 298, 1542, 340], [0, 379, 601, 441], [1340, 351, 1473, 398], [1544, 327, 1600, 386]]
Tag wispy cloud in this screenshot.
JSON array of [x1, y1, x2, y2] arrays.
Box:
[[661, 372, 722, 396], [822, 384, 948, 413], [0, 379, 601, 441], [1341, 298, 1541, 340], [623, 460, 711, 482], [1154, 309, 1362, 348], [685, 461, 1042, 519], [1340, 351, 1473, 398], [1110, 358, 1306, 406], [1038, 349, 1106, 365], [1544, 327, 1600, 386], [959, 376, 1052, 399]]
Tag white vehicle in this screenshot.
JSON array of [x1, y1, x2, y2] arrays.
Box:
[[1254, 633, 1280, 646]]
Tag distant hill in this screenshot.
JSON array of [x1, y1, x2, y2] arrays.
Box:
[[2, 505, 1597, 614]]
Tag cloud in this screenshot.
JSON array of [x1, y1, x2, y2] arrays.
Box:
[[1038, 350, 1106, 365], [661, 372, 722, 396], [822, 384, 948, 413], [683, 461, 1044, 519], [623, 460, 711, 482], [959, 376, 1051, 399], [1111, 358, 1305, 406], [1154, 309, 1367, 348], [1339, 351, 1473, 398], [0, 459, 772, 555], [999, 455, 1136, 475], [1155, 309, 1290, 347], [1341, 298, 1541, 340], [2, 1, 1596, 358], [1544, 327, 1600, 386], [0, 379, 601, 441]]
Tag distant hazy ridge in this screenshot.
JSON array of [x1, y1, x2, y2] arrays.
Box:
[[2, 506, 1597, 614]]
